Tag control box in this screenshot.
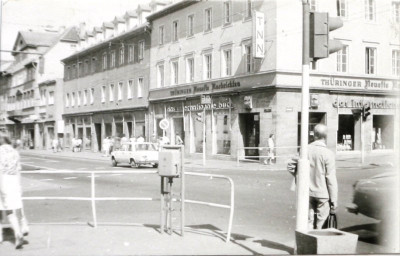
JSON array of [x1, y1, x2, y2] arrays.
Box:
[[158, 150, 181, 177]]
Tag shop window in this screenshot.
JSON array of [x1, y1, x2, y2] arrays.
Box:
[[215, 113, 231, 155], [372, 115, 394, 150], [297, 112, 326, 146], [173, 118, 185, 145], [337, 115, 355, 151], [115, 123, 123, 137], [85, 127, 91, 150], [105, 123, 112, 137], [156, 118, 164, 137], [193, 112, 204, 153], [239, 113, 260, 158], [135, 121, 145, 138]]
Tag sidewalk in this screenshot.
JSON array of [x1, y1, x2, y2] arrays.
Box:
[[0, 224, 293, 255], [19, 149, 395, 172]]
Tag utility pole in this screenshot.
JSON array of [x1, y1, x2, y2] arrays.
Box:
[[202, 108, 206, 166], [296, 0, 311, 232], [0, 0, 3, 71]]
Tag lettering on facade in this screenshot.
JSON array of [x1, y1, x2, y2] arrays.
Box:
[[319, 77, 399, 91], [169, 80, 241, 97], [333, 99, 399, 109], [167, 102, 233, 112], [253, 11, 265, 59]]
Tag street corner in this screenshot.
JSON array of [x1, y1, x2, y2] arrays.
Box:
[[0, 224, 293, 256]]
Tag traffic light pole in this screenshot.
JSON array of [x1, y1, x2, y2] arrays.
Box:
[[202, 108, 206, 166], [296, 0, 311, 232]]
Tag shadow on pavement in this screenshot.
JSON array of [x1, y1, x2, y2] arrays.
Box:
[[341, 223, 379, 244]]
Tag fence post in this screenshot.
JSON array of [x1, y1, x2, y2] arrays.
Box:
[[91, 172, 97, 228]]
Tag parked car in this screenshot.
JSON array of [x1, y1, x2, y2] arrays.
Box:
[[347, 172, 398, 220], [111, 142, 159, 168]]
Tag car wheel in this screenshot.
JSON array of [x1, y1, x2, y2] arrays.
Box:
[[111, 157, 117, 167], [130, 159, 137, 168]]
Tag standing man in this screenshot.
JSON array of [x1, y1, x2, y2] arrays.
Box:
[[308, 124, 338, 230]]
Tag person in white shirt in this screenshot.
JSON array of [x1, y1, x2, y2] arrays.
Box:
[[136, 135, 145, 143], [266, 134, 275, 165]]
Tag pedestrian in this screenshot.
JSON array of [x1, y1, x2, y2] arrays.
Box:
[[307, 124, 338, 230], [0, 132, 29, 249], [162, 135, 170, 145], [121, 134, 129, 151], [51, 137, 59, 153], [175, 133, 183, 145], [266, 134, 275, 165], [77, 138, 83, 152], [109, 136, 115, 154], [136, 135, 145, 143], [103, 137, 110, 157]]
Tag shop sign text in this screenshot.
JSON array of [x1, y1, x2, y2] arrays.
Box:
[[170, 80, 240, 97], [167, 102, 233, 112], [333, 99, 399, 109], [318, 77, 399, 91]]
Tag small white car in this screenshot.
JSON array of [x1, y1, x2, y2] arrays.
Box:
[[111, 142, 159, 168]]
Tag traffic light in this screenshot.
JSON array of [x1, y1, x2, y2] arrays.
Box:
[[310, 12, 344, 60], [362, 105, 371, 120], [195, 112, 204, 123]]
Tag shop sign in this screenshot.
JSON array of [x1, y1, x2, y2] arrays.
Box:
[[314, 76, 400, 91], [167, 102, 233, 112], [253, 11, 265, 59], [169, 80, 241, 97], [201, 94, 212, 104], [333, 99, 399, 109]]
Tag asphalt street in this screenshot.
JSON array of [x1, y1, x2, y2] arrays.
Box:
[[17, 153, 396, 254]]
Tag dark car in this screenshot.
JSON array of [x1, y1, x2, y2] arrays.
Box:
[[347, 172, 398, 220]]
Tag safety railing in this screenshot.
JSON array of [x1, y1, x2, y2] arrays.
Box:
[[20, 169, 235, 243], [236, 146, 300, 166], [185, 172, 234, 243], [21, 170, 159, 228]]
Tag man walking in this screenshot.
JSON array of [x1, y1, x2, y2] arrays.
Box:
[[308, 124, 338, 229]]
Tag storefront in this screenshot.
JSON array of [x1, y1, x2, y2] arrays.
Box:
[[64, 108, 149, 152]]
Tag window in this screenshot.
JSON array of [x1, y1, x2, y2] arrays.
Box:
[[365, 0, 376, 21], [337, 45, 348, 72], [91, 57, 97, 73], [138, 41, 144, 60], [66, 93, 70, 107], [66, 66, 70, 80], [159, 26, 165, 45], [157, 64, 165, 88], [90, 88, 94, 104], [127, 80, 133, 99], [172, 20, 179, 42], [393, 2, 400, 23], [48, 91, 54, 105], [83, 89, 88, 105], [205, 8, 212, 32], [171, 60, 179, 85], [77, 91, 81, 106], [137, 78, 143, 98], [72, 64, 76, 78], [392, 50, 400, 76], [223, 49, 232, 76], [365, 47, 376, 74], [186, 57, 194, 82], [128, 45, 134, 62], [223, 1, 231, 25], [101, 86, 106, 103], [109, 84, 114, 101], [246, 0, 252, 18], [118, 82, 123, 101], [119, 47, 125, 65], [204, 53, 212, 80], [78, 62, 83, 77], [187, 15, 194, 37], [102, 53, 107, 70], [310, 0, 317, 11], [110, 51, 116, 68], [244, 44, 252, 73], [71, 92, 75, 107], [84, 59, 89, 74], [337, 0, 347, 17]]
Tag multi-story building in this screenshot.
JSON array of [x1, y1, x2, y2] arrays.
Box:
[[147, 0, 399, 161], [61, 2, 168, 152], [0, 28, 79, 149]]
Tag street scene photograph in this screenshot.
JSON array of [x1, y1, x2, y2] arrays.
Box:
[[0, 0, 399, 255]]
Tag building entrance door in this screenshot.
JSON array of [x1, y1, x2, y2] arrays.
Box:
[[239, 113, 260, 159], [173, 117, 184, 145], [297, 112, 326, 146], [95, 123, 102, 152]]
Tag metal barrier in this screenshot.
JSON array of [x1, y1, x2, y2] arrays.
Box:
[[20, 169, 235, 242], [185, 172, 234, 243], [236, 146, 300, 166]]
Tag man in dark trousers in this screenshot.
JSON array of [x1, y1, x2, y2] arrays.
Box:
[[308, 124, 338, 229]]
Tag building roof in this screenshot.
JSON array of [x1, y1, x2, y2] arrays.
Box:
[[146, 0, 198, 21], [60, 27, 80, 42], [103, 22, 114, 29], [138, 3, 152, 12], [150, 0, 171, 6], [114, 16, 125, 24], [125, 10, 138, 18], [93, 27, 103, 33], [17, 30, 60, 48]]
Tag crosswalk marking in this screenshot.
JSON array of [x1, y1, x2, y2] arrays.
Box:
[[64, 177, 78, 180]]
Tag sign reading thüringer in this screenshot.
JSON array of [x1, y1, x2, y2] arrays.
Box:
[[253, 11, 265, 59]]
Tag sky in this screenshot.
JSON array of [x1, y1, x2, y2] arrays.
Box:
[[1, 0, 143, 61]]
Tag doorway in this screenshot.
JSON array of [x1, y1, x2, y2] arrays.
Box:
[[105, 123, 112, 137], [173, 117, 184, 145], [297, 112, 326, 146], [95, 123, 102, 152], [127, 122, 133, 138], [239, 113, 260, 159]]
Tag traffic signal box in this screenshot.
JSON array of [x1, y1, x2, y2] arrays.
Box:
[[310, 12, 344, 60], [362, 105, 371, 120]]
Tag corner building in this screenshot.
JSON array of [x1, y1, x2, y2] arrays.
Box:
[[147, 0, 399, 161]]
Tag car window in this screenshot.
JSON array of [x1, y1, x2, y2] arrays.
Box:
[[135, 144, 156, 151]]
